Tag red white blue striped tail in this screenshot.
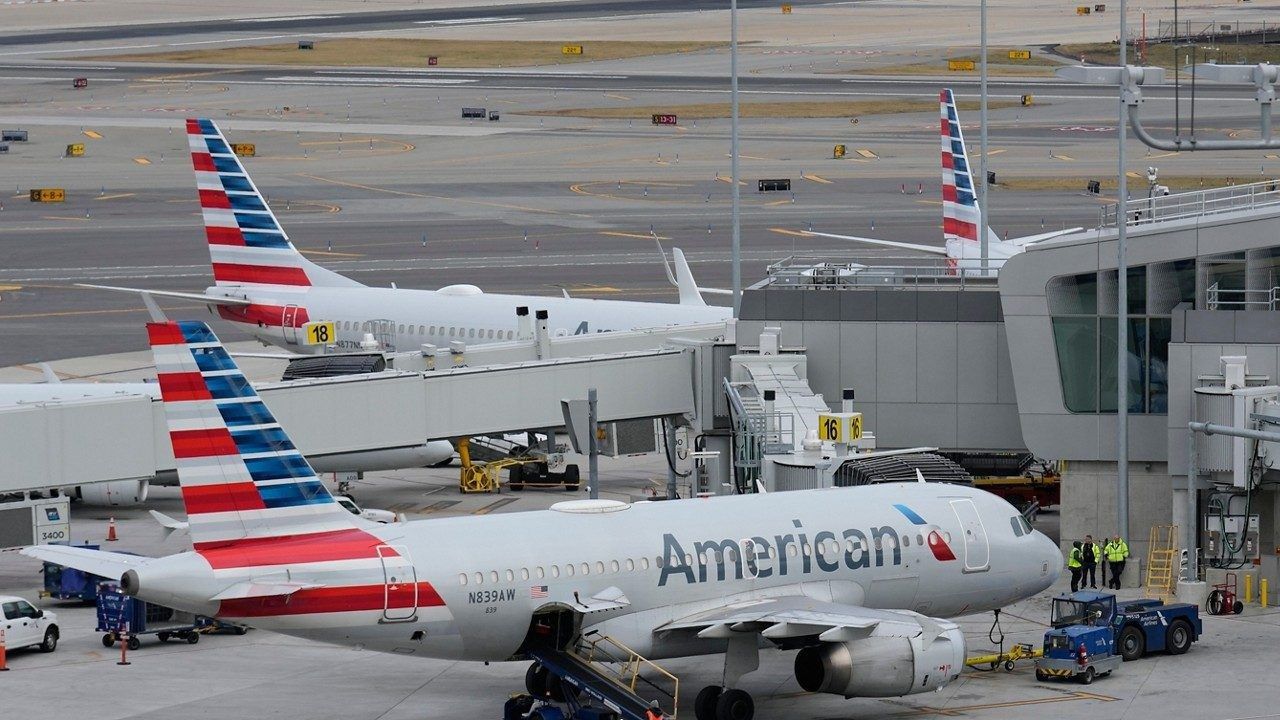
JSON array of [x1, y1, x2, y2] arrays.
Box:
[[939, 89, 982, 246], [186, 118, 360, 290], [148, 320, 357, 550]]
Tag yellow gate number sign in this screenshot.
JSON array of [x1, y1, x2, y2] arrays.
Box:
[[29, 188, 66, 202], [947, 59, 976, 71], [818, 412, 863, 443], [1008, 50, 1031, 60], [232, 143, 256, 157], [303, 321, 336, 346], [562, 45, 583, 56]]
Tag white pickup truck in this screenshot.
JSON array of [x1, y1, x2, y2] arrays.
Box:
[[1, 596, 59, 653]]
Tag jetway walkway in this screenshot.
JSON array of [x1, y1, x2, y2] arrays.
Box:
[[0, 323, 729, 495]]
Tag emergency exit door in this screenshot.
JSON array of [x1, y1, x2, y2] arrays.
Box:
[[949, 499, 990, 573], [378, 545, 418, 622]]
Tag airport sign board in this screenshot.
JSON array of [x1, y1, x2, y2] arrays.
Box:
[[232, 143, 256, 157], [1008, 50, 1031, 60], [818, 412, 863, 443], [562, 45, 583, 56], [29, 188, 65, 203], [652, 114, 678, 126], [948, 59, 976, 71]]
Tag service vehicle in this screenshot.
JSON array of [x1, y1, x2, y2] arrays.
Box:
[[1, 595, 59, 652]]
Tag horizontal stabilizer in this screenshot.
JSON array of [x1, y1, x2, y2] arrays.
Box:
[[211, 579, 323, 601], [21, 544, 149, 581], [77, 283, 252, 306], [1007, 227, 1085, 246], [801, 231, 950, 256], [148, 509, 189, 540]]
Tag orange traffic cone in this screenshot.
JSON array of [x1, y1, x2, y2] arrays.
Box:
[[106, 517, 118, 542], [1, 626, 9, 671]]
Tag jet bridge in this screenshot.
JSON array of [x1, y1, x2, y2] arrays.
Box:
[[0, 324, 729, 495]]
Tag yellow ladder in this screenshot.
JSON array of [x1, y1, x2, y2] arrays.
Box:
[[1145, 524, 1179, 599]]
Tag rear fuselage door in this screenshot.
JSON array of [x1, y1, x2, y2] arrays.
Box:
[[377, 545, 418, 622], [282, 305, 300, 344]]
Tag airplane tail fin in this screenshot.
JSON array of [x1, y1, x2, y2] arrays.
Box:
[[147, 320, 360, 550], [939, 90, 995, 248], [187, 119, 362, 290]]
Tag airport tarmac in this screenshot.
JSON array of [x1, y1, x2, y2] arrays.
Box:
[[2, 464, 1278, 720]]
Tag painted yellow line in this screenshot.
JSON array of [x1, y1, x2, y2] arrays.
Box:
[[0, 285, 21, 292], [133, 157, 151, 165], [765, 199, 792, 206], [855, 148, 877, 159], [1051, 153, 1075, 161], [1149, 151, 1181, 159], [472, 498, 517, 515], [604, 92, 632, 101], [769, 227, 810, 238], [723, 153, 772, 161], [982, 148, 1007, 156], [299, 249, 364, 258], [42, 215, 89, 221], [82, 130, 102, 139], [1266, 154, 1280, 160], [802, 173, 833, 184], [94, 193, 136, 201], [600, 231, 671, 240], [715, 176, 748, 185], [298, 173, 590, 219], [0, 304, 201, 321], [1125, 171, 1143, 179], [915, 199, 944, 205]]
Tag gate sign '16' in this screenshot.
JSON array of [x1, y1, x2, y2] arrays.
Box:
[[818, 412, 862, 443]]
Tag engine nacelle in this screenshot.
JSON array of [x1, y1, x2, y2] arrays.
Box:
[[794, 624, 965, 698], [74, 479, 149, 506]]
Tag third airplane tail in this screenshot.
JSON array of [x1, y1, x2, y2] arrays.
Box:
[[187, 118, 363, 291], [939, 88, 998, 256]]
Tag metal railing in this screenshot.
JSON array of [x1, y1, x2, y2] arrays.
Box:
[[578, 631, 680, 718], [1205, 281, 1280, 311], [1100, 179, 1280, 229], [765, 255, 999, 288]]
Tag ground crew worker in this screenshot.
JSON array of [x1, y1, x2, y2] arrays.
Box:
[[1068, 540, 1084, 592], [1105, 535, 1129, 589], [1082, 534, 1101, 589], [646, 700, 665, 720]]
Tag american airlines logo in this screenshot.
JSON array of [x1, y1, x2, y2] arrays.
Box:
[[658, 514, 954, 588]]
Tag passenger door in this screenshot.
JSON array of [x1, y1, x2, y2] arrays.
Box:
[[281, 305, 300, 344], [2, 601, 34, 648], [377, 545, 418, 622], [949, 499, 991, 573]]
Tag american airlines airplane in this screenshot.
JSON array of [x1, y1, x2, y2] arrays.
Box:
[[26, 320, 1062, 720], [86, 119, 730, 354], [801, 89, 1081, 273]]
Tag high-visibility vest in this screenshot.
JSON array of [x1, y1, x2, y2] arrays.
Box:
[[1068, 548, 1083, 568], [1105, 540, 1128, 562]]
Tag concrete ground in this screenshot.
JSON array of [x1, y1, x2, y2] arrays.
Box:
[[1, 465, 1276, 720]]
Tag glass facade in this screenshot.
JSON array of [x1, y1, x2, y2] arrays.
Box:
[[1048, 260, 1195, 415]]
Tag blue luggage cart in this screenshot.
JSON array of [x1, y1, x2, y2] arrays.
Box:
[[95, 582, 203, 649]]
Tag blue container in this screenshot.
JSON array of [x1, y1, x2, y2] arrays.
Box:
[[43, 544, 105, 602], [95, 583, 144, 633]]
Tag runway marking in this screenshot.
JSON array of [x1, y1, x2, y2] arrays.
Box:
[[600, 231, 671, 240], [0, 304, 201, 320], [94, 193, 136, 201], [1125, 171, 1142, 179], [1148, 151, 1182, 159], [855, 148, 877, 159], [42, 215, 89, 221], [723, 153, 772, 161], [472, 498, 517, 515], [769, 228, 810, 238], [1267, 154, 1280, 160], [82, 130, 102, 139], [982, 148, 1006, 156], [801, 173, 833, 184], [133, 157, 152, 165], [0, 285, 21, 292], [764, 199, 792, 206], [297, 173, 590, 219], [715, 176, 748, 185], [915, 199, 943, 205], [417, 500, 461, 514], [603, 93, 632, 101], [299, 249, 364, 258], [1049, 152, 1075, 161]]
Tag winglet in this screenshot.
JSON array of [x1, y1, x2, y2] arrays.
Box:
[[38, 363, 60, 384], [672, 248, 708, 307]]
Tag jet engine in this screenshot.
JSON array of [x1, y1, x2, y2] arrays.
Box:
[[793, 624, 965, 698], [74, 479, 149, 506]]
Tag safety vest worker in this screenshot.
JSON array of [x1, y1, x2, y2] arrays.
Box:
[[1067, 545, 1083, 568], [1105, 538, 1129, 562]]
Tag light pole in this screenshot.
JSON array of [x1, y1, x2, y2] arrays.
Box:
[[730, 0, 742, 317], [979, 0, 989, 273]]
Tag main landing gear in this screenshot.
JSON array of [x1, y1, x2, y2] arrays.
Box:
[[694, 632, 759, 720]]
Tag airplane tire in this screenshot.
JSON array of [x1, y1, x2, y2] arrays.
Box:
[[715, 688, 753, 720], [525, 663, 549, 697], [694, 686, 722, 720]]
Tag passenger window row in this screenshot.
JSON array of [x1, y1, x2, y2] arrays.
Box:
[[337, 320, 516, 341]]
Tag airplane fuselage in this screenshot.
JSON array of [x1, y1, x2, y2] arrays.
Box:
[[209, 284, 732, 352], [148, 483, 1059, 663]]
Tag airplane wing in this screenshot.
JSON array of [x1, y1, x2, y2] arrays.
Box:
[[801, 231, 950, 256], [77, 283, 253, 306], [21, 544, 149, 581], [1006, 227, 1085, 246], [659, 596, 949, 645]]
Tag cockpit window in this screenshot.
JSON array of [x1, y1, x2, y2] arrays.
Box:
[[1020, 516, 1034, 535], [1010, 517, 1025, 537]]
